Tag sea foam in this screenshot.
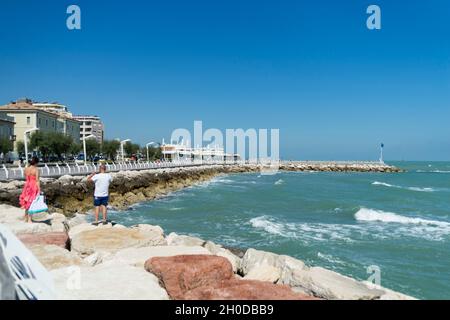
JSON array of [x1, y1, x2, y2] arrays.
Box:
[[355, 208, 450, 228], [372, 181, 435, 192]]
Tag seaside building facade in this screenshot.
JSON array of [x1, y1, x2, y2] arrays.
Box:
[[160, 141, 240, 162], [0, 99, 81, 151], [72, 115, 104, 144]]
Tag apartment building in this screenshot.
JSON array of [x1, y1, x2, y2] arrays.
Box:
[[0, 99, 81, 151], [72, 115, 104, 143]]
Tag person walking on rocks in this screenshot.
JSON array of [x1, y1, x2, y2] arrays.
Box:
[[19, 156, 40, 223], [88, 164, 112, 226]]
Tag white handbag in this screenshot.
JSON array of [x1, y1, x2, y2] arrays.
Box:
[[28, 195, 50, 222]]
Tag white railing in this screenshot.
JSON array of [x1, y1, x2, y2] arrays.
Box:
[[0, 159, 245, 181]]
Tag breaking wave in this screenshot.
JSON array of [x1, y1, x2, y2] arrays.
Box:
[[372, 181, 435, 192], [355, 208, 450, 228], [416, 170, 450, 174]]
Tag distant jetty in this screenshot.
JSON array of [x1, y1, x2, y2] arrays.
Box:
[[279, 161, 403, 173]]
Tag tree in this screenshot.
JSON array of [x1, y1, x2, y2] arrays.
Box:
[[68, 142, 82, 156], [141, 146, 161, 161], [47, 132, 73, 160], [29, 131, 51, 159], [0, 138, 13, 161], [16, 141, 25, 156], [101, 139, 121, 160], [29, 131, 74, 161], [85, 139, 100, 159], [124, 142, 140, 158]]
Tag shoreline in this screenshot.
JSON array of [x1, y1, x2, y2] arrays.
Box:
[[0, 204, 415, 300], [0, 161, 402, 215], [0, 161, 415, 300]]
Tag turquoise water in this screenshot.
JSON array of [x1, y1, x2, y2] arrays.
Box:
[[108, 162, 450, 299]]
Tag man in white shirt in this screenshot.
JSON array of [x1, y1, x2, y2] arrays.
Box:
[[88, 164, 112, 225]]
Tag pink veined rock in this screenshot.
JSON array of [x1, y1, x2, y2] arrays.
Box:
[[17, 232, 70, 250], [145, 254, 317, 300]]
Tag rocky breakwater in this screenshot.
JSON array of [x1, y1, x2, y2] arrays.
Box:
[[280, 161, 403, 173], [0, 204, 414, 300], [0, 162, 403, 215], [0, 164, 257, 215]]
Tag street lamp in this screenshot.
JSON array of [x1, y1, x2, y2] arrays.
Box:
[[82, 134, 96, 165], [146, 142, 159, 162], [120, 139, 131, 162], [24, 128, 39, 164]]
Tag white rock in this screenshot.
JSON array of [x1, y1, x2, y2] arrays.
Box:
[[67, 214, 88, 228], [286, 267, 386, 300], [51, 262, 169, 300], [244, 264, 281, 283], [0, 205, 68, 234], [28, 245, 84, 270], [68, 222, 118, 238], [204, 241, 241, 273], [240, 248, 289, 275], [83, 251, 112, 266], [166, 232, 205, 246], [71, 224, 167, 256]]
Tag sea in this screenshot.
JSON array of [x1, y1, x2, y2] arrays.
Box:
[[106, 161, 450, 299]]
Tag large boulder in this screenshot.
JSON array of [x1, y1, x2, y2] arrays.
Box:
[[282, 266, 386, 300], [51, 262, 169, 300], [244, 265, 281, 283], [108, 245, 211, 268], [145, 255, 233, 300], [204, 241, 241, 273], [166, 232, 205, 247], [240, 248, 288, 275], [29, 245, 84, 270], [240, 248, 305, 279], [17, 232, 70, 249], [67, 214, 88, 229], [71, 224, 166, 256]]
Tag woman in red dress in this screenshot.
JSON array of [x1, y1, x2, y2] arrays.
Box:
[[19, 156, 40, 223]]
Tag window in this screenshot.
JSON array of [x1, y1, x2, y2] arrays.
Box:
[[46, 119, 48, 126], [26, 116, 31, 125], [38, 118, 41, 125]]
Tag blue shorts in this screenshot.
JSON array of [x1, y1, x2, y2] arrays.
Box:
[[94, 196, 109, 207]]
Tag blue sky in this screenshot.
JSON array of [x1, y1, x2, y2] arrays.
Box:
[[0, 0, 449, 160]]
